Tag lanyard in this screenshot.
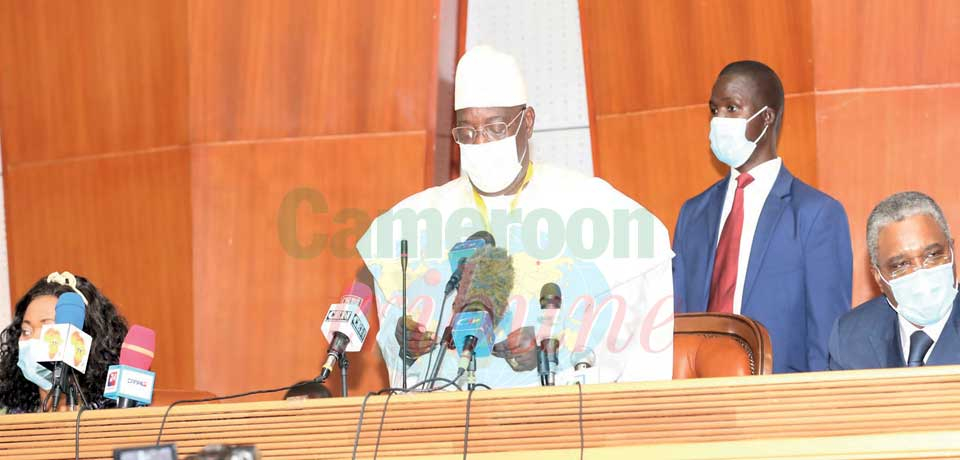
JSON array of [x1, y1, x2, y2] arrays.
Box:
[[470, 163, 535, 232]]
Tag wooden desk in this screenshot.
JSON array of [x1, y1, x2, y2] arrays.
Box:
[[3, 366, 960, 459]]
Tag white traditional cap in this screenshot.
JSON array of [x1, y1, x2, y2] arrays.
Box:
[[454, 45, 527, 110]]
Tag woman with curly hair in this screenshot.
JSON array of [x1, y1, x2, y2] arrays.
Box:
[[0, 272, 128, 414]]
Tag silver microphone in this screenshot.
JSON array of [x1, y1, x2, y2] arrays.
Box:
[[571, 348, 596, 371]]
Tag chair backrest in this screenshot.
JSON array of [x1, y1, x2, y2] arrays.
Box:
[[673, 313, 773, 379]]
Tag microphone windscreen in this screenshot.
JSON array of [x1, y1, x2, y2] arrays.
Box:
[[54, 293, 86, 329], [468, 230, 496, 247], [462, 246, 513, 323], [539, 283, 561, 310], [341, 281, 374, 315], [120, 325, 156, 370]]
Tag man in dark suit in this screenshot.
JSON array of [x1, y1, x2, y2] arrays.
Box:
[[829, 192, 959, 370], [673, 61, 853, 373]]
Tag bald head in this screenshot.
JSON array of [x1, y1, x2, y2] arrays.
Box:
[[717, 61, 784, 131]]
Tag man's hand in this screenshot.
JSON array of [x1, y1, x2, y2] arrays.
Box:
[[395, 316, 435, 362], [492, 326, 538, 371]]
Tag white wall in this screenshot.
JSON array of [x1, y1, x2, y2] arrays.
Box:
[[465, 0, 594, 175]]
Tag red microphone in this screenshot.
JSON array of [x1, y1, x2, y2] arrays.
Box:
[[106, 325, 157, 408], [120, 325, 156, 370]]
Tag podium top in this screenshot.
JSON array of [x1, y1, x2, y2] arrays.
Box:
[[4, 365, 960, 459]]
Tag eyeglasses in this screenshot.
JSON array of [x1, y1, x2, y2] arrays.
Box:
[[885, 249, 954, 279], [451, 108, 525, 144]]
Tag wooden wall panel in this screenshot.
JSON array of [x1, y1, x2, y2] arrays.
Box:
[[812, 0, 960, 91], [579, 0, 814, 115], [0, 0, 188, 165], [191, 135, 426, 398], [187, 0, 442, 398], [3, 150, 195, 389], [595, 96, 818, 233], [0, 0, 193, 390], [1, 0, 442, 399], [582, 0, 818, 236], [812, 0, 960, 305], [584, 0, 960, 308], [188, 0, 437, 143], [814, 89, 960, 305]]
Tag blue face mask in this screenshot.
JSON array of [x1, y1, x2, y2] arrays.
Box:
[[17, 339, 54, 391], [879, 256, 958, 327], [709, 106, 769, 169]]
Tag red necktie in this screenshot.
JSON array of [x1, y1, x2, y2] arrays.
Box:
[[708, 173, 755, 313]]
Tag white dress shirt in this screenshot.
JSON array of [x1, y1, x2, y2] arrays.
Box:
[[896, 305, 950, 365], [716, 157, 783, 315]]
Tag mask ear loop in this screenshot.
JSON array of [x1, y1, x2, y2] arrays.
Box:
[[747, 106, 770, 144], [506, 107, 531, 186], [45, 271, 90, 306], [873, 263, 899, 310], [514, 107, 530, 165], [950, 247, 958, 289]]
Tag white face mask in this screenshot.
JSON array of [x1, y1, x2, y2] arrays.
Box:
[[17, 339, 54, 391], [879, 254, 958, 327], [459, 115, 528, 194], [709, 106, 769, 168]]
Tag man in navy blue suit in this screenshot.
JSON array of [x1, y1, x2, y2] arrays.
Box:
[[673, 61, 853, 373], [829, 192, 960, 370]]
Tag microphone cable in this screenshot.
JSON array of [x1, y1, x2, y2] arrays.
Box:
[[461, 383, 493, 460], [576, 381, 584, 460], [155, 380, 318, 445], [353, 371, 466, 459], [149, 372, 478, 457], [351, 391, 378, 460], [371, 390, 395, 460], [74, 406, 86, 460]]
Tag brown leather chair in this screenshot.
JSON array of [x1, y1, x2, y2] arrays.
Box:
[[674, 313, 773, 379]]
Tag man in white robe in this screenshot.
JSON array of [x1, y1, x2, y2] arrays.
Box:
[[357, 46, 674, 389]]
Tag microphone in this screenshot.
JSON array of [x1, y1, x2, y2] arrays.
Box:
[[319, 282, 373, 382], [572, 349, 596, 371], [451, 308, 494, 372], [450, 246, 514, 373], [559, 348, 599, 385], [425, 230, 496, 388], [400, 239, 408, 272], [400, 239, 409, 389], [104, 325, 157, 408], [40, 293, 92, 411], [444, 230, 495, 296], [537, 283, 562, 386]]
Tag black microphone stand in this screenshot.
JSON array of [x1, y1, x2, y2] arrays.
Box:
[[400, 239, 409, 390], [67, 382, 77, 411], [339, 353, 349, 398], [427, 327, 454, 391], [537, 347, 550, 387], [69, 372, 89, 410], [466, 354, 477, 392], [538, 339, 559, 386], [48, 365, 68, 412]]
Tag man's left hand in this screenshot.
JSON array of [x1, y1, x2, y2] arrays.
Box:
[[491, 326, 538, 372]]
